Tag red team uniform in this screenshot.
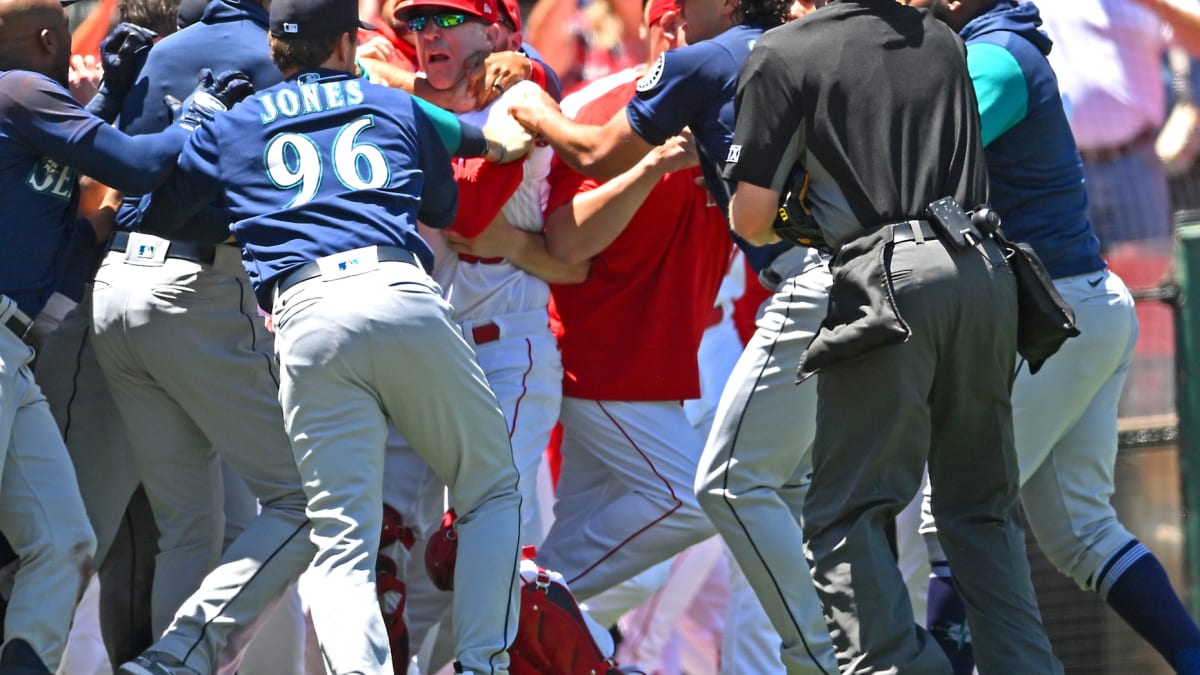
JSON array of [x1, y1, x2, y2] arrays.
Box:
[[537, 73, 731, 605]]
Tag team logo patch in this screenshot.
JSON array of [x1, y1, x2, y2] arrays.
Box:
[[726, 144, 741, 163], [637, 54, 666, 92]]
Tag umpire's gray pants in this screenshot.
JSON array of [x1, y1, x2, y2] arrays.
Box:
[[272, 257, 521, 675], [694, 246, 838, 675], [91, 240, 313, 672], [802, 235, 1062, 675]]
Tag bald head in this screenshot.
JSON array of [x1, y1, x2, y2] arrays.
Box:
[[0, 0, 71, 84]]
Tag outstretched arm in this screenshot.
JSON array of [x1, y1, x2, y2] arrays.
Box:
[[545, 132, 698, 264], [509, 87, 654, 181]]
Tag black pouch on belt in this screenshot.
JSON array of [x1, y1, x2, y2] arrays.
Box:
[[972, 207, 1081, 374], [796, 226, 911, 382]]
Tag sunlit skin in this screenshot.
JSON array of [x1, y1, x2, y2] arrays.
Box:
[[675, 0, 735, 44], [0, 0, 73, 86], [411, 10, 501, 91]]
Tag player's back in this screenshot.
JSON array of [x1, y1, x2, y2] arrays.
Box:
[[119, 0, 281, 136], [193, 72, 455, 305]]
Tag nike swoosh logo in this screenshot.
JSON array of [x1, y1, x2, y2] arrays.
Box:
[[1087, 275, 1104, 287]]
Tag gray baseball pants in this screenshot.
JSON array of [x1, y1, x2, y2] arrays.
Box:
[[271, 257, 522, 674], [694, 246, 838, 675]]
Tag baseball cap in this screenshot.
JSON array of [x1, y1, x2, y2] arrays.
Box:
[[496, 0, 520, 32], [393, 0, 499, 24], [270, 0, 378, 39], [645, 0, 678, 27]]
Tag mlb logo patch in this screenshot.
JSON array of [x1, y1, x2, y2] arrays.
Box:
[[316, 246, 380, 280], [726, 144, 742, 163], [283, 22, 299, 33], [136, 245, 157, 258]]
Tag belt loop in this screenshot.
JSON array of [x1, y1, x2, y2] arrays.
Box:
[[911, 220, 926, 245]]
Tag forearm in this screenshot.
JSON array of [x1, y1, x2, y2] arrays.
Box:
[[537, 114, 639, 181], [507, 228, 589, 284], [729, 182, 783, 246], [546, 159, 667, 264], [83, 186, 122, 243], [76, 123, 189, 195]]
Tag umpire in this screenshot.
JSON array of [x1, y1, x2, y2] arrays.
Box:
[[723, 1, 1062, 673]]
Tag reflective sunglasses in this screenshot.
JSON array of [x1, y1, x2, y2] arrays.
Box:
[[405, 12, 471, 32]]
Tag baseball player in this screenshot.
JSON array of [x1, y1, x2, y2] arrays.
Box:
[[356, 0, 562, 105], [532, 0, 728, 613], [0, 0, 235, 667], [88, 0, 308, 654], [382, 0, 578, 666], [901, 2, 1200, 674], [508, 0, 839, 670], [120, 0, 532, 670], [396, 0, 579, 550]]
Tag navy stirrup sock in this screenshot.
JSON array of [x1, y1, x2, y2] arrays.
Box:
[[1098, 540, 1200, 673]]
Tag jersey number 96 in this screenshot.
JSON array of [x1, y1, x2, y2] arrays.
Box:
[[264, 115, 391, 207]]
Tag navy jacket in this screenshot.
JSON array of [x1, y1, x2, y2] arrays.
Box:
[[961, 0, 1105, 278]]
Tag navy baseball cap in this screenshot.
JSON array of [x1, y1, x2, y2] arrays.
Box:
[[270, 0, 378, 38]]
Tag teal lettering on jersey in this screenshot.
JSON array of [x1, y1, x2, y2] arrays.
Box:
[[25, 157, 74, 200]]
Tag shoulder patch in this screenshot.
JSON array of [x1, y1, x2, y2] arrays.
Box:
[[637, 54, 666, 93]]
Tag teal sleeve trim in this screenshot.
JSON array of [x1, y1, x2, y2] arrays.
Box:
[[967, 42, 1028, 147], [413, 97, 464, 154]]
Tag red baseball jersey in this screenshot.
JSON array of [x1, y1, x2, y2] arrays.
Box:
[[548, 77, 732, 401]]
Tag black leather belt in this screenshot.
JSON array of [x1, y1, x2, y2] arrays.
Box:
[[109, 231, 219, 265], [3, 308, 32, 342], [890, 220, 939, 245], [274, 246, 420, 297]]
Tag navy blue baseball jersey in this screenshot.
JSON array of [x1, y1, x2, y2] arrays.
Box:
[[625, 23, 790, 272], [118, 0, 281, 136], [0, 70, 188, 317], [134, 69, 457, 309]]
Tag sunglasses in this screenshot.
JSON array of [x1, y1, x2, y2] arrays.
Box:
[[405, 12, 471, 32]]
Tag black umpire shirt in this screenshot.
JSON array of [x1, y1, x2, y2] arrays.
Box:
[[723, 0, 990, 251]]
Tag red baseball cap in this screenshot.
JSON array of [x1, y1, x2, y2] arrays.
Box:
[[646, 0, 678, 27], [497, 0, 521, 33], [393, 0, 500, 23]]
